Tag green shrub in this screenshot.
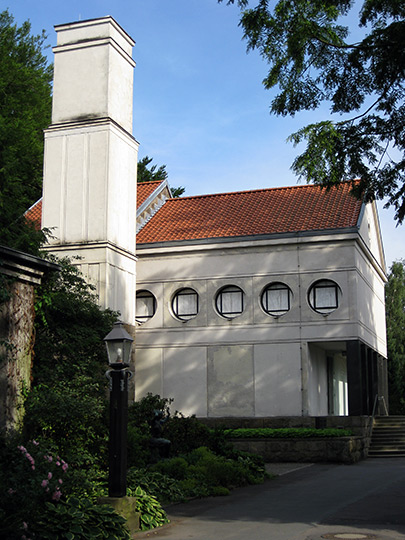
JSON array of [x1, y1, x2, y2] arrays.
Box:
[[128, 393, 172, 430], [25, 498, 130, 540], [211, 486, 230, 496], [187, 447, 247, 489], [23, 378, 108, 469], [127, 486, 169, 531], [127, 468, 184, 504], [163, 414, 211, 455], [224, 427, 353, 439], [0, 439, 117, 539], [150, 456, 189, 480], [127, 425, 150, 469]]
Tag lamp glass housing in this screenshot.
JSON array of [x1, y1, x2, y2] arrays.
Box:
[[104, 322, 133, 367]]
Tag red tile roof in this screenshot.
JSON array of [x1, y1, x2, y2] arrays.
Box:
[[24, 199, 42, 230], [25, 182, 363, 245], [24, 181, 166, 229], [137, 182, 363, 245], [137, 181, 166, 207]]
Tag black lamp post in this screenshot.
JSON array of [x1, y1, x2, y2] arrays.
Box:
[[104, 321, 133, 498]]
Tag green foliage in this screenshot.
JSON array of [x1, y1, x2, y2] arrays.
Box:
[[137, 156, 169, 184], [151, 456, 189, 480], [220, 0, 405, 223], [137, 155, 185, 198], [128, 393, 172, 429], [162, 414, 212, 455], [25, 498, 130, 540], [127, 425, 151, 468], [224, 427, 353, 438], [0, 10, 52, 253], [23, 379, 108, 468], [0, 437, 71, 538], [386, 260, 405, 414], [22, 256, 117, 473], [33, 255, 117, 385], [127, 468, 185, 504], [150, 446, 267, 498], [127, 486, 169, 531]]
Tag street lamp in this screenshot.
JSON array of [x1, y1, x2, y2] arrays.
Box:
[[104, 321, 133, 498]]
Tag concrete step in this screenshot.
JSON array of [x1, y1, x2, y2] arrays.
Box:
[[369, 416, 405, 458]]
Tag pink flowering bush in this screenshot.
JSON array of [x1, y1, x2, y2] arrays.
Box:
[[0, 438, 69, 538]]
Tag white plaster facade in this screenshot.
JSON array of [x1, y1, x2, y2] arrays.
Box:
[[135, 201, 387, 418], [42, 17, 138, 325]]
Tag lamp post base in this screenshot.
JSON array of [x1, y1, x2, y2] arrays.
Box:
[[98, 496, 140, 533]]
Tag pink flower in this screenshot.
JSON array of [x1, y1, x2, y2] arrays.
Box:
[[58, 479, 63, 485], [22, 522, 28, 530], [47, 472, 52, 480], [41, 479, 49, 488], [32, 440, 39, 446], [56, 461, 60, 466], [52, 489, 62, 501], [62, 462, 68, 472], [31, 465, 35, 471]]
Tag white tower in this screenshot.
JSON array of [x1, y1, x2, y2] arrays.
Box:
[[42, 17, 138, 326]]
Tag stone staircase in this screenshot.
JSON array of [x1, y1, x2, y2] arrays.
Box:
[[369, 416, 405, 458]]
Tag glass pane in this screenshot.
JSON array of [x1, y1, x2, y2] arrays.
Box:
[[315, 286, 337, 308], [137, 296, 154, 317], [221, 290, 242, 314], [177, 293, 197, 316], [268, 288, 289, 311]]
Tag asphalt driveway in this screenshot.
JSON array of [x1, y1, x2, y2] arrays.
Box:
[[135, 458, 405, 540]]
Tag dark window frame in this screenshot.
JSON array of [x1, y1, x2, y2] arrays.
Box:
[[261, 282, 291, 316], [215, 285, 244, 318], [172, 287, 199, 321], [309, 280, 339, 314], [136, 290, 157, 323]]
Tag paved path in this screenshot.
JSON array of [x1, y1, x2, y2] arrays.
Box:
[[136, 458, 405, 540]]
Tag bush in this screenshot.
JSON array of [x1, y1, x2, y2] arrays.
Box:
[[23, 378, 108, 469], [127, 486, 169, 531], [128, 394, 172, 430], [25, 498, 130, 540], [162, 414, 211, 455], [151, 456, 189, 480], [149, 446, 267, 499], [127, 468, 184, 504], [127, 425, 150, 469]]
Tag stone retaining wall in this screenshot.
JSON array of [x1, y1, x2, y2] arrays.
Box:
[[230, 436, 367, 464], [198, 416, 372, 463]]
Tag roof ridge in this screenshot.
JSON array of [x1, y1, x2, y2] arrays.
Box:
[[137, 180, 165, 186], [163, 180, 355, 203]]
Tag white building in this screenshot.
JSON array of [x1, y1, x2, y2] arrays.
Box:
[[134, 179, 387, 418], [30, 16, 387, 419]]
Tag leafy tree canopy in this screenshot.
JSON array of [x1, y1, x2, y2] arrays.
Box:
[[385, 259, 405, 414], [0, 10, 52, 253], [137, 155, 185, 197], [220, 0, 405, 223]]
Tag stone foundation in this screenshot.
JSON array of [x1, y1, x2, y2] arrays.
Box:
[[198, 416, 372, 463], [230, 436, 367, 464]]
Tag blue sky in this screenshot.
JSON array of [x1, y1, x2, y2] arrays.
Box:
[[6, 0, 403, 269]]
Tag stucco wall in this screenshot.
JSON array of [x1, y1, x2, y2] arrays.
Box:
[[135, 225, 387, 417]]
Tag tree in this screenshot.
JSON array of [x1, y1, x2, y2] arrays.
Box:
[[220, 0, 405, 223], [137, 155, 185, 197], [0, 10, 52, 253], [385, 259, 405, 414]]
